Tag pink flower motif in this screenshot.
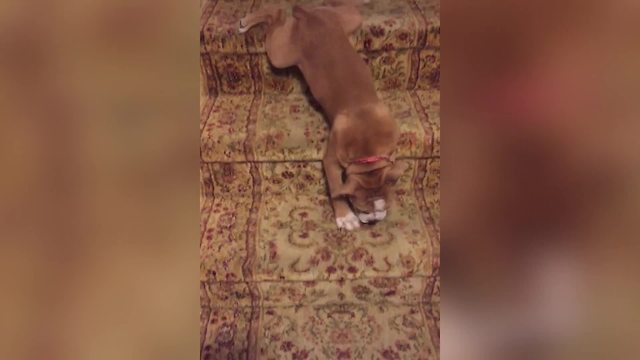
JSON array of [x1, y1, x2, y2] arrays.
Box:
[[319, 248, 332, 262], [282, 170, 295, 179], [309, 256, 320, 266], [330, 329, 354, 344], [400, 254, 416, 270], [292, 349, 310, 360], [337, 348, 352, 359], [364, 38, 372, 51], [352, 285, 372, 299], [369, 25, 385, 38], [280, 341, 294, 352], [214, 324, 235, 348], [381, 348, 401, 360], [383, 289, 396, 297], [384, 78, 401, 89], [364, 256, 375, 266], [381, 56, 396, 65], [268, 241, 278, 260], [221, 164, 235, 178], [351, 248, 367, 261], [224, 66, 240, 82], [217, 212, 236, 228]]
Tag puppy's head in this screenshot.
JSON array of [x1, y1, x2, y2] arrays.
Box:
[[333, 160, 408, 223]]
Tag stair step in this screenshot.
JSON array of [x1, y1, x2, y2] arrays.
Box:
[[201, 89, 439, 162], [200, 0, 440, 95], [201, 48, 439, 95], [200, 299, 439, 359], [200, 158, 439, 283], [201, 0, 440, 55]]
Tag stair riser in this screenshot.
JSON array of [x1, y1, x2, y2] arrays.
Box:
[[201, 48, 439, 95]]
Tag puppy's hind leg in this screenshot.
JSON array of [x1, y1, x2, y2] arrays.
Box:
[[265, 13, 300, 68], [238, 6, 284, 34]]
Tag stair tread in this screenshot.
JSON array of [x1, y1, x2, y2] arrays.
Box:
[[202, 47, 440, 95], [201, 297, 439, 359], [201, 89, 439, 162], [201, 159, 440, 283], [201, 0, 440, 55]]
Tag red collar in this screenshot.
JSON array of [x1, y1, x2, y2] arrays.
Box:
[[350, 155, 391, 165]]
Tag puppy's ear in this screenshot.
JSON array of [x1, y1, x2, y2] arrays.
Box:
[[331, 176, 358, 199], [385, 161, 409, 185]]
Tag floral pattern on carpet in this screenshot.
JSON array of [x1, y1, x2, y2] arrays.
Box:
[[201, 90, 439, 162], [200, 0, 440, 96], [202, 49, 440, 95], [201, 161, 439, 283], [201, 160, 440, 359], [201, 0, 439, 358], [201, 0, 439, 55]]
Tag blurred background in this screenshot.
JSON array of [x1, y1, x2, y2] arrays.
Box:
[[0, 0, 199, 359], [1, 0, 639, 359], [444, 0, 640, 359]]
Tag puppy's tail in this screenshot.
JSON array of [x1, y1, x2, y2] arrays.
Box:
[[238, 6, 285, 34]]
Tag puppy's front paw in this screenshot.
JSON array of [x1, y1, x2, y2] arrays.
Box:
[[336, 211, 360, 231], [357, 212, 376, 223], [374, 210, 387, 221], [357, 210, 387, 223]]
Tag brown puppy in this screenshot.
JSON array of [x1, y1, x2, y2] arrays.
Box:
[[239, 0, 406, 230]]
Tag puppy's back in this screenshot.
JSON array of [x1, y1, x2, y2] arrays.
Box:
[[291, 5, 378, 117], [291, 6, 346, 55]]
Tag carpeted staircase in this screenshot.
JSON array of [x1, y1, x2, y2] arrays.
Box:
[[200, 0, 440, 358]]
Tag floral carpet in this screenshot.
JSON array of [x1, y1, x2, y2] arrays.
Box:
[[200, 0, 440, 359]]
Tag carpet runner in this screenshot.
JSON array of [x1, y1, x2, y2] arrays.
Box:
[[201, 0, 440, 358]]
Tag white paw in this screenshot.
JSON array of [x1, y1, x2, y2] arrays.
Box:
[[238, 19, 250, 34], [374, 210, 387, 221], [373, 199, 387, 221], [336, 211, 361, 231], [357, 210, 387, 223], [357, 212, 376, 223]]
